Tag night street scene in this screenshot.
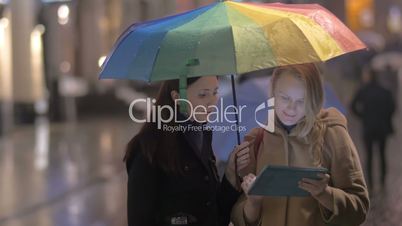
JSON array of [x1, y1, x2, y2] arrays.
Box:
[[1, 0, 402, 226]]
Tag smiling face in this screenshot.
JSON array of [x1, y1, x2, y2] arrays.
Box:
[[273, 71, 306, 126]]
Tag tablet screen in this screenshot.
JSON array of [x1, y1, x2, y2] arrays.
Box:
[[248, 165, 329, 197]]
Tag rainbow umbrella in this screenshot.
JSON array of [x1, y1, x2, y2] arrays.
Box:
[[99, 0, 365, 143], [100, 1, 365, 81]]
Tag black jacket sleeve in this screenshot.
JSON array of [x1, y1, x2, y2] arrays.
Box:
[[127, 150, 159, 226], [218, 174, 242, 226]]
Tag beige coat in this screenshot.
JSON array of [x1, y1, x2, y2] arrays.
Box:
[[231, 108, 369, 226]]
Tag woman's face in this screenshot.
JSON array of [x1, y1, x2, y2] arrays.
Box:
[[274, 71, 306, 126], [185, 76, 219, 122]]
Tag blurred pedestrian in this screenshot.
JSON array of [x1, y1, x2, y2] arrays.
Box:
[[351, 68, 396, 189]]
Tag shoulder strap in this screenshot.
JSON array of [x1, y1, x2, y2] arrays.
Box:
[[254, 128, 264, 159]]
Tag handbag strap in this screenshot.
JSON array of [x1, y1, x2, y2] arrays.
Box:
[[254, 128, 264, 159]]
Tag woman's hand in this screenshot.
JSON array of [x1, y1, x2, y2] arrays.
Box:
[[235, 141, 252, 173], [298, 173, 334, 212], [242, 174, 264, 224], [242, 174, 264, 204], [298, 173, 330, 197], [225, 141, 252, 189]]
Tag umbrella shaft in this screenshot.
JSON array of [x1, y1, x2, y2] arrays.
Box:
[[230, 74, 241, 145]]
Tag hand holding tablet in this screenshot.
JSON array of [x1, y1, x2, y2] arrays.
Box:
[[247, 165, 329, 197]]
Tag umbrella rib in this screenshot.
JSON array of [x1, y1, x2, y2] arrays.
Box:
[[224, 3, 238, 74], [224, 3, 281, 70], [100, 25, 138, 77], [284, 17, 322, 63]]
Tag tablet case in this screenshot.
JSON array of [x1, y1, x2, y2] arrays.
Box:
[[248, 165, 329, 197]]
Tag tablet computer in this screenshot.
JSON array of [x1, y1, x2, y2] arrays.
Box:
[[248, 165, 329, 197]]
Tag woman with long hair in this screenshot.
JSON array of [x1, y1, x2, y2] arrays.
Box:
[[231, 64, 370, 226], [125, 76, 249, 226]]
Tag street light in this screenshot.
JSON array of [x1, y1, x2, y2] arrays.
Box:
[[98, 55, 106, 68], [31, 24, 45, 52], [0, 17, 8, 28], [57, 4, 69, 25]]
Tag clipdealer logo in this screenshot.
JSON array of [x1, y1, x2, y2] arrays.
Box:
[[128, 97, 275, 133], [255, 97, 275, 133]]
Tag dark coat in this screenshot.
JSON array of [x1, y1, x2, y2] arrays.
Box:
[[351, 81, 396, 137], [126, 126, 241, 226]]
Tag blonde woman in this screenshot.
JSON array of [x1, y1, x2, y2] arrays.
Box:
[[231, 63, 369, 226]]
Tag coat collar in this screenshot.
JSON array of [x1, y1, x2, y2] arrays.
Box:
[[270, 117, 310, 144]]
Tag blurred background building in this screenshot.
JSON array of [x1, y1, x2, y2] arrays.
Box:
[[0, 0, 401, 226]]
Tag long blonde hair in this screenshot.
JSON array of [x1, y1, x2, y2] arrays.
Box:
[[270, 63, 326, 166]]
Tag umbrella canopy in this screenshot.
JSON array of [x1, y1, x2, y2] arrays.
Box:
[[99, 1, 366, 82]]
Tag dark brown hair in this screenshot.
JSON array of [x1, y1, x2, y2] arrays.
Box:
[[124, 77, 201, 174]]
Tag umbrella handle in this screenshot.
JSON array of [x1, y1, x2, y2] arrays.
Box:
[[179, 59, 200, 115], [231, 74, 241, 145], [179, 74, 188, 114]]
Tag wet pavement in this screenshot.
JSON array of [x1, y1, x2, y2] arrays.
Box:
[[0, 99, 401, 226], [0, 116, 138, 226]]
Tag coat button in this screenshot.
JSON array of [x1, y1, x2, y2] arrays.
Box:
[[205, 201, 212, 207], [184, 165, 189, 171], [204, 175, 209, 181]]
